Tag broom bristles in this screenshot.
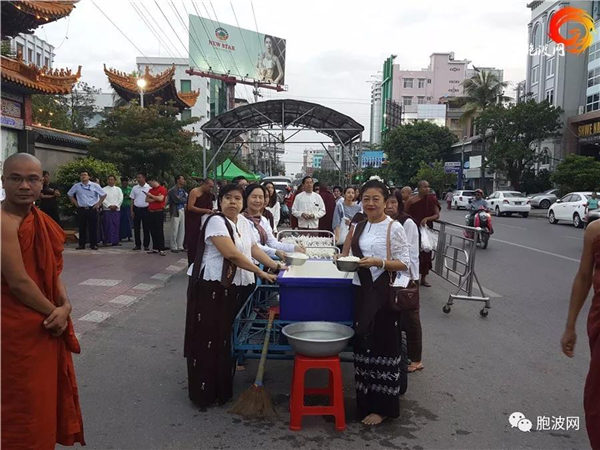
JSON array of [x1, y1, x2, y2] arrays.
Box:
[[229, 384, 277, 418]]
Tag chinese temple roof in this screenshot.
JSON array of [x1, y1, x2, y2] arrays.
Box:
[[1, 55, 81, 94], [104, 64, 199, 111], [32, 124, 97, 147], [1, 1, 77, 38]]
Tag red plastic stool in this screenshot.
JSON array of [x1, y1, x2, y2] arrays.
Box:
[[289, 354, 346, 431]]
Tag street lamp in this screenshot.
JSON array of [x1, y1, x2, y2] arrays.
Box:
[[136, 77, 147, 107]]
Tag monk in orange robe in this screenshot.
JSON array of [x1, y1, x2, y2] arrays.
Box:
[[1, 153, 85, 449]]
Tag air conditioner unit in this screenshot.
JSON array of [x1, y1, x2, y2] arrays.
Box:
[[578, 105, 585, 115]]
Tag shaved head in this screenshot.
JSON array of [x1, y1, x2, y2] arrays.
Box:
[[400, 186, 412, 201], [2, 153, 43, 206], [3, 153, 42, 173]]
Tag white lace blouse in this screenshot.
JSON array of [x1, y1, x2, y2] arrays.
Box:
[[186, 214, 256, 286], [351, 216, 411, 286]]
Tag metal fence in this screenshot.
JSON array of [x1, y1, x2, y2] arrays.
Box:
[[430, 220, 492, 317]]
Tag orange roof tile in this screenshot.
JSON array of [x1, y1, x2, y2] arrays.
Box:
[[1, 55, 81, 94], [13, 1, 76, 19]]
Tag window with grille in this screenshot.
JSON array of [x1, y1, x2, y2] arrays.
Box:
[[545, 57, 555, 77], [545, 88, 554, 104], [531, 65, 539, 84], [417, 96, 426, 104], [402, 96, 413, 105], [418, 78, 425, 88], [590, 42, 600, 63], [587, 93, 600, 112], [588, 67, 600, 88], [403, 78, 413, 88]]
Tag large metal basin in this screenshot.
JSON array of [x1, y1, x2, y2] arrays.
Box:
[[282, 322, 354, 357]]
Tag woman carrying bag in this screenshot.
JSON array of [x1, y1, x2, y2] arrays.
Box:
[[386, 190, 423, 373], [184, 184, 282, 408], [333, 187, 362, 249], [341, 179, 410, 426]]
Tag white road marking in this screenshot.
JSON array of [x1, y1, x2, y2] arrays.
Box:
[[79, 279, 122, 287], [109, 295, 139, 306], [151, 273, 171, 281], [79, 310, 111, 323], [131, 283, 159, 291], [165, 265, 184, 272], [445, 271, 502, 297], [494, 223, 526, 230], [492, 238, 579, 263], [178, 258, 188, 264], [565, 235, 583, 241]]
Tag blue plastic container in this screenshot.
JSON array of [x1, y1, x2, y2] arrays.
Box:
[[278, 271, 355, 321]]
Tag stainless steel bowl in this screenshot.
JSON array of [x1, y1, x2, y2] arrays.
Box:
[[285, 253, 309, 266], [335, 259, 360, 272], [282, 322, 354, 357]]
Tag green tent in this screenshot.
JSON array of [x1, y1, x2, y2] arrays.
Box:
[[214, 158, 260, 181]]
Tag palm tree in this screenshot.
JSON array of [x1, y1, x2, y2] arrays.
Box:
[[460, 70, 509, 125]]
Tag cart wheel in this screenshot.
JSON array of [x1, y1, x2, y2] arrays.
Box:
[[442, 305, 451, 314], [479, 308, 489, 317]]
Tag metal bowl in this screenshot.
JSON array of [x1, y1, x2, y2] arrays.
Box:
[[285, 253, 309, 266], [282, 322, 354, 357], [335, 259, 360, 272]]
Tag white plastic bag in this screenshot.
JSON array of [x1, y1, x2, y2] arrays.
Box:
[[420, 226, 437, 252]]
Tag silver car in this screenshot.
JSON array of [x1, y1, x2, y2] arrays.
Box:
[[528, 189, 559, 209], [587, 208, 600, 226]]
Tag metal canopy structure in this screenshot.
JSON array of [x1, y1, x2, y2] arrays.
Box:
[[200, 98, 364, 179]]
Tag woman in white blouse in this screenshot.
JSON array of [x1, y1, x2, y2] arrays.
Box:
[[243, 184, 303, 260], [262, 182, 281, 233], [386, 189, 423, 374], [184, 184, 281, 408], [342, 179, 410, 426]]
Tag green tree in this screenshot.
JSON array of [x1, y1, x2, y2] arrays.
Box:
[[55, 157, 119, 216], [410, 160, 457, 196], [519, 168, 552, 195], [551, 155, 600, 194], [89, 102, 200, 180], [461, 70, 509, 124], [32, 81, 100, 133], [311, 169, 340, 187], [475, 100, 562, 189], [383, 121, 457, 186]]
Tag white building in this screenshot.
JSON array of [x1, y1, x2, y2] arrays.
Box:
[[369, 80, 382, 145], [136, 57, 211, 144], [9, 33, 54, 68]]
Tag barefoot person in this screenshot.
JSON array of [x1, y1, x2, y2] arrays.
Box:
[[1, 153, 85, 448], [561, 219, 600, 448], [342, 179, 410, 426]]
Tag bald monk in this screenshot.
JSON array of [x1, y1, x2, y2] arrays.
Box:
[[1, 153, 85, 448]]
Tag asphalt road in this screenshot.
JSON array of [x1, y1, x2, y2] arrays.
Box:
[[64, 208, 593, 450]]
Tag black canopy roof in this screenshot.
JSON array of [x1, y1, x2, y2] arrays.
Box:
[[201, 99, 364, 145]]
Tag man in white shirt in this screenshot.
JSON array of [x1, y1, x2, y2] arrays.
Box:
[[130, 172, 151, 251], [102, 175, 124, 246], [291, 176, 326, 229]]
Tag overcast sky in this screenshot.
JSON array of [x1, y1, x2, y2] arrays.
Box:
[[39, 0, 532, 175]]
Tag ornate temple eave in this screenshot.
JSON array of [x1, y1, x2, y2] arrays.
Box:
[[1, 55, 81, 94], [1, 1, 77, 38], [104, 64, 198, 110]]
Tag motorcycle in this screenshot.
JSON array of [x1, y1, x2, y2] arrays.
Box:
[[464, 207, 493, 249]]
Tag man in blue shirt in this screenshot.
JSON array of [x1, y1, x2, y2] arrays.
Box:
[[67, 171, 106, 250]]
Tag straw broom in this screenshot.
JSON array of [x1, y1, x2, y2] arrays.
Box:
[[229, 308, 277, 418]]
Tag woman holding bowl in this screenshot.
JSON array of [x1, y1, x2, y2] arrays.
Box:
[[343, 179, 411, 425], [184, 184, 282, 408]]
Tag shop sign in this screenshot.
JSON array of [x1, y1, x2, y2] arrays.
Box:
[[578, 121, 600, 138]]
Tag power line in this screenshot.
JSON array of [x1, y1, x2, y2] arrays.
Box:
[[167, 0, 209, 69], [131, 2, 179, 58], [250, 0, 262, 48], [139, 2, 186, 59], [153, 0, 197, 67], [230, 1, 254, 66], [179, 0, 211, 67], [91, 0, 147, 57]]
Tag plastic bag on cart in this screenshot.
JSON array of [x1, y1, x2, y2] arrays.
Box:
[[420, 226, 437, 252]]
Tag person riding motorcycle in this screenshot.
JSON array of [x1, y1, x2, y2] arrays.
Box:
[[467, 189, 493, 234]]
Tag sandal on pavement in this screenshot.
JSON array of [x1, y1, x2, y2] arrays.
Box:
[[408, 362, 424, 373]]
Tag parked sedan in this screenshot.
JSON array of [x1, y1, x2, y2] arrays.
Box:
[[587, 207, 600, 226], [528, 189, 559, 209], [487, 191, 531, 217], [547, 192, 593, 228], [452, 190, 476, 209]]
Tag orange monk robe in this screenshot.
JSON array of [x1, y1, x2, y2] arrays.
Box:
[[1, 207, 85, 449]]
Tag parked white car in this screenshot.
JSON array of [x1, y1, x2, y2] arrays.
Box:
[[452, 190, 476, 209], [487, 191, 531, 217], [547, 192, 593, 228]]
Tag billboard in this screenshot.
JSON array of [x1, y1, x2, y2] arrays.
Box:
[[189, 15, 286, 86], [361, 150, 385, 168]]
